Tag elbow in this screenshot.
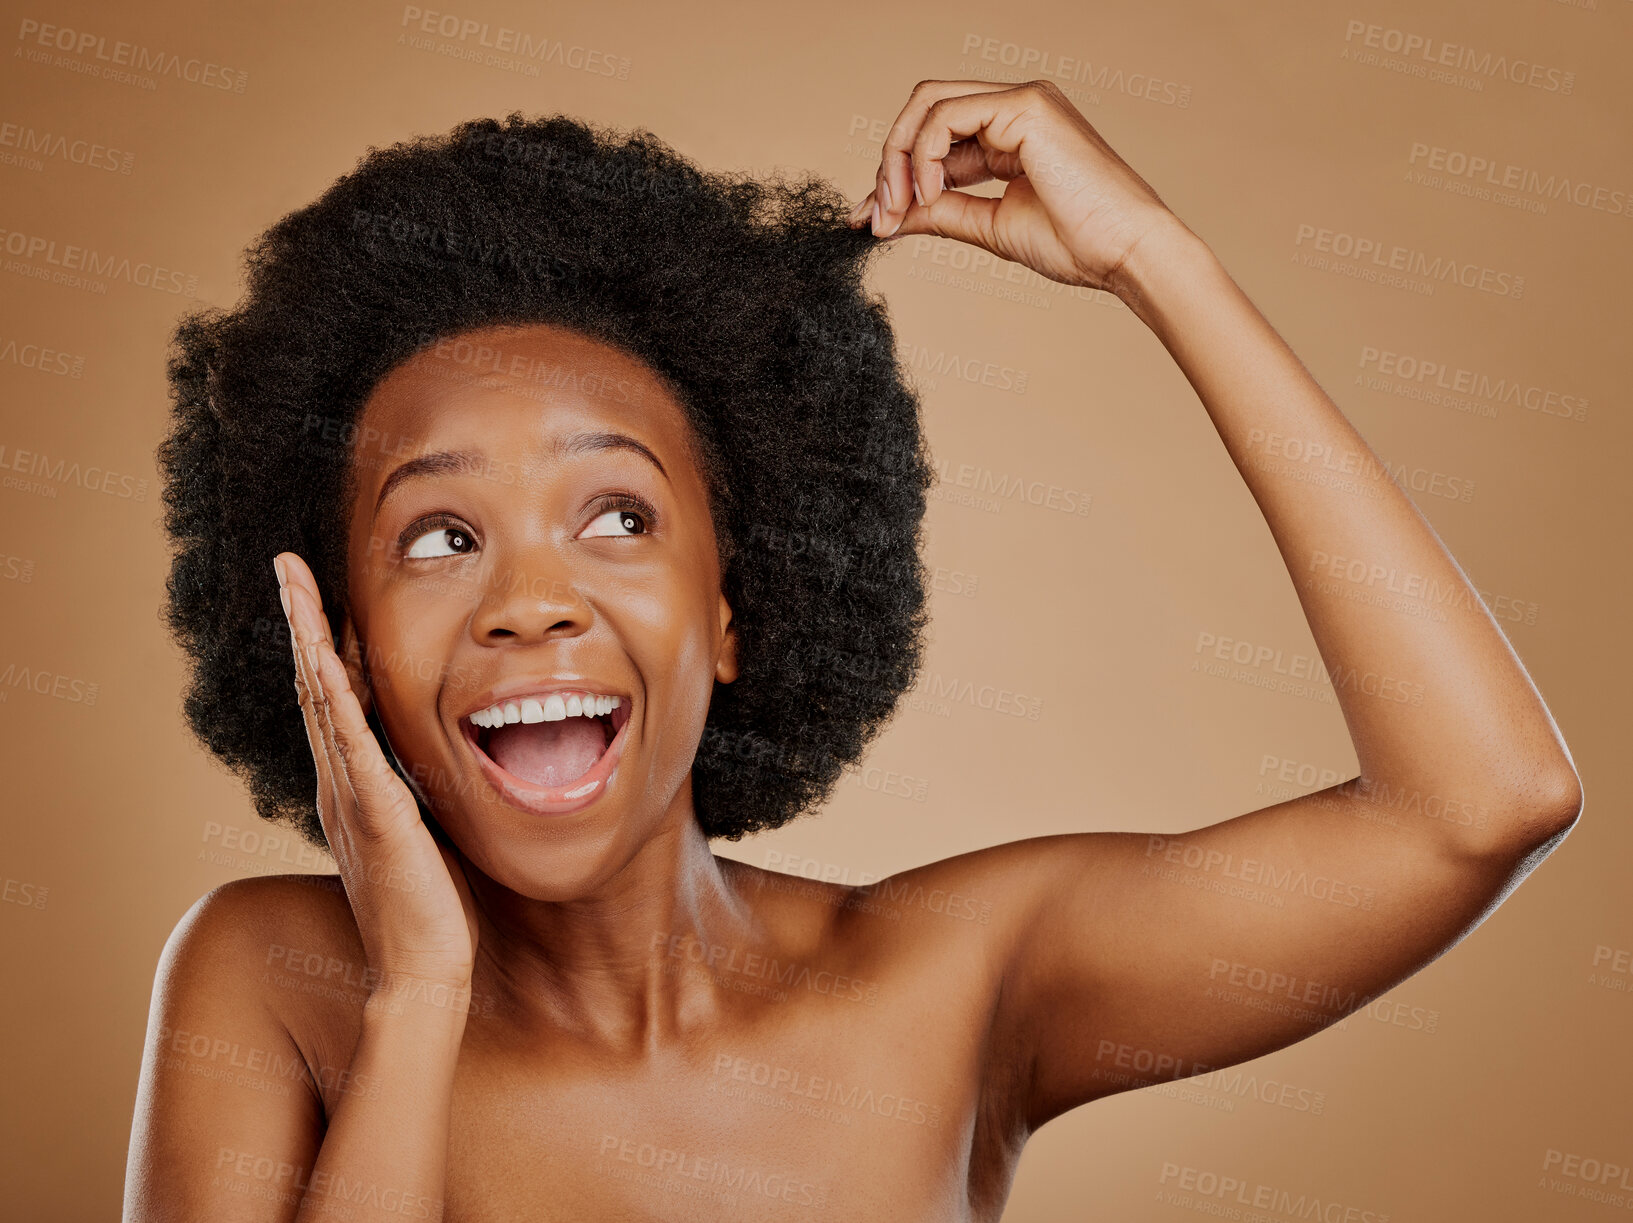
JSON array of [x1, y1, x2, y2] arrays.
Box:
[[1481, 766, 1584, 857]]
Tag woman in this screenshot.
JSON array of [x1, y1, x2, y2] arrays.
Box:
[[125, 80, 1582, 1221]]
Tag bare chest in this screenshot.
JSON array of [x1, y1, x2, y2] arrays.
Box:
[[430, 1008, 997, 1221]]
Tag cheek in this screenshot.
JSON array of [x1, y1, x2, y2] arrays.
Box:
[[360, 598, 465, 741]]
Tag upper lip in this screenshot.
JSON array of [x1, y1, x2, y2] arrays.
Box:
[[455, 678, 630, 724]]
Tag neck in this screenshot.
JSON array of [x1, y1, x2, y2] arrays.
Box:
[[459, 784, 760, 1052]]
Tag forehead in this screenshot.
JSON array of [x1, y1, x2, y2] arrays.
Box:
[[355, 323, 694, 465]]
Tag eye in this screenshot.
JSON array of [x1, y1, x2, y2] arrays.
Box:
[[578, 494, 655, 539], [402, 517, 477, 558]]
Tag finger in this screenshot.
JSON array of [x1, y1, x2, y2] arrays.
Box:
[[847, 137, 1014, 226], [910, 86, 1042, 210], [885, 185, 1003, 251], [282, 572, 350, 855], [873, 79, 1017, 236], [310, 635, 420, 841]]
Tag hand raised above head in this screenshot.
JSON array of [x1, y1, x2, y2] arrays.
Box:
[[849, 78, 1182, 296]]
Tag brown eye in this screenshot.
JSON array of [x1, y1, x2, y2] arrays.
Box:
[[580, 508, 646, 538], [404, 523, 476, 557]]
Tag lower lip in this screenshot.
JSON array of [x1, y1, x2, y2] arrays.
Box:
[[461, 712, 629, 817]]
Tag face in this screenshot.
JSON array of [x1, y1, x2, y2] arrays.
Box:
[[337, 323, 737, 900]]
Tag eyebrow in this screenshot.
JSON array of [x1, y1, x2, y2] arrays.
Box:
[[373, 431, 669, 517]]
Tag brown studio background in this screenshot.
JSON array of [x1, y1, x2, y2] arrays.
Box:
[[2, 0, 1629, 1218]]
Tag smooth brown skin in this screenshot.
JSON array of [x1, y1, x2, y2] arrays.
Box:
[[125, 81, 1583, 1222]]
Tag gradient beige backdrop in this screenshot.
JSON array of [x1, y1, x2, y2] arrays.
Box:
[[2, 0, 1629, 1218]]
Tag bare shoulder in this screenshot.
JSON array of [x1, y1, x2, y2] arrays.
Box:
[[159, 872, 370, 1062], [165, 872, 363, 979], [126, 873, 363, 1218]]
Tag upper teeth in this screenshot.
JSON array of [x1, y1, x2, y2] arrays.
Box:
[[468, 693, 621, 729]]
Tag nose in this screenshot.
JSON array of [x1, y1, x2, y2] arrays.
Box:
[[467, 542, 592, 645]]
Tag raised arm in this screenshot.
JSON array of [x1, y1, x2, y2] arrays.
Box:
[[848, 79, 1582, 1131]]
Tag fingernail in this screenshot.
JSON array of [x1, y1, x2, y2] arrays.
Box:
[[847, 197, 871, 225], [870, 201, 881, 235], [913, 177, 924, 208], [879, 178, 892, 213], [273, 555, 287, 589], [280, 583, 291, 617]]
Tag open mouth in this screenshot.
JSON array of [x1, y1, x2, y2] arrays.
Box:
[[460, 691, 632, 810]]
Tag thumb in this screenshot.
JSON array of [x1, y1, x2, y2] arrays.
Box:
[[884, 188, 1000, 251]]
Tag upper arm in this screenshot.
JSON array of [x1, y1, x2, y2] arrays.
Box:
[[123, 878, 326, 1222], [955, 778, 1577, 1132]]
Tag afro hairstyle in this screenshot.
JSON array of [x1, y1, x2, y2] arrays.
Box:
[[157, 111, 935, 850]]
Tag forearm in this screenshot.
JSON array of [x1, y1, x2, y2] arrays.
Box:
[[294, 979, 469, 1223], [1113, 215, 1581, 846]]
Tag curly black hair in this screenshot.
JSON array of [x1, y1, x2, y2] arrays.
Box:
[[157, 111, 935, 850]]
